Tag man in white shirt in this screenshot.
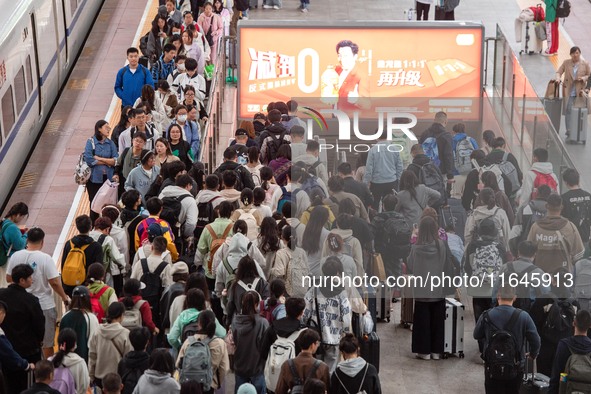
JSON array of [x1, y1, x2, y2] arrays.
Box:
[[118, 108, 160, 154], [6, 228, 70, 358], [171, 58, 206, 102]]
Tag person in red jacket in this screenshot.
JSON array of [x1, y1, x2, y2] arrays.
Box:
[[119, 279, 159, 336]]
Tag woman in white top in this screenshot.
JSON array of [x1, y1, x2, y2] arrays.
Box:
[[99, 206, 130, 297], [133, 85, 168, 133], [253, 187, 272, 218], [182, 28, 206, 68]]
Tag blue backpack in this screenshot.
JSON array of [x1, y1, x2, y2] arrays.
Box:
[[422, 137, 440, 167], [276, 186, 291, 214]]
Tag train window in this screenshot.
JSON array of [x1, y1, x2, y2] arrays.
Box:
[[1, 86, 15, 133], [14, 67, 26, 114], [25, 55, 33, 95], [70, 0, 77, 13]]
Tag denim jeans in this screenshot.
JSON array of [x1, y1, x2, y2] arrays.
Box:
[[235, 373, 266, 393], [564, 95, 575, 135]]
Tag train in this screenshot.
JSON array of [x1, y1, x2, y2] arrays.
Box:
[[0, 0, 104, 211]]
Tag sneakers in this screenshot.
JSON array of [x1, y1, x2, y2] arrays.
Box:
[[416, 354, 430, 360], [263, 4, 273, 8], [431, 353, 441, 360], [273, 5, 280, 9], [301, 7, 308, 12], [542, 50, 557, 56]]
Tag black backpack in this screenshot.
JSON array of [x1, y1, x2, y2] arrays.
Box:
[[194, 196, 222, 241], [140, 259, 168, 309], [507, 262, 538, 312], [266, 131, 290, 163], [372, 213, 412, 251], [541, 296, 576, 343], [160, 195, 193, 239], [557, 0, 571, 18], [484, 309, 523, 380], [139, 32, 150, 57], [121, 364, 145, 394], [409, 162, 447, 208]]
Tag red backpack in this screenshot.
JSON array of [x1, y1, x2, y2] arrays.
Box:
[[531, 170, 558, 200], [90, 286, 109, 323], [529, 4, 545, 22]]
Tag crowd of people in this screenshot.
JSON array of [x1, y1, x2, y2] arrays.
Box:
[[1, 1, 591, 392]]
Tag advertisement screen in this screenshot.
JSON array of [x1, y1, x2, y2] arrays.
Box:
[[238, 23, 484, 120]]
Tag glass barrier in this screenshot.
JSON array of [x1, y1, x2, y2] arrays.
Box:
[[489, 24, 577, 191]]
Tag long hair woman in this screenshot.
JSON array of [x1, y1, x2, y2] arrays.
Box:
[[301, 206, 331, 276], [50, 328, 90, 394]]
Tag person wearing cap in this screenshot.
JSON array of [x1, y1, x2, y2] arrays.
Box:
[[89, 302, 133, 389], [59, 285, 100, 363], [0, 264, 44, 394], [125, 151, 161, 205], [159, 261, 189, 334], [0, 300, 36, 392], [230, 127, 257, 149], [253, 112, 268, 135], [6, 227, 70, 359], [229, 129, 253, 165], [134, 198, 179, 261]]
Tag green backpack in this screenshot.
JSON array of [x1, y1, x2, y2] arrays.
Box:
[[0, 220, 12, 267], [561, 346, 591, 393]]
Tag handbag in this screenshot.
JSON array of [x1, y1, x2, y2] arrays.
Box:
[[90, 180, 119, 214], [534, 22, 546, 41], [544, 80, 561, 99], [371, 253, 387, 281], [204, 63, 215, 81], [224, 328, 236, 355], [74, 138, 95, 185]]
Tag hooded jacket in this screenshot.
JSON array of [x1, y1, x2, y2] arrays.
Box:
[[89, 322, 133, 380], [549, 335, 591, 393], [131, 370, 180, 394], [214, 233, 267, 293], [196, 189, 225, 208], [275, 352, 331, 394], [54, 352, 90, 394], [220, 188, 242, 203], [226, 277, 270, 324], [158, 185, 198, 238], [214, 160, 255, 191], [302, 286, 352, 346], [118, 351, 150, 394], [260, 317, 306, 361], [320, 229, 364, 277], [259, 123, 291, 164], [473, 189, 516, 227], [176, 334, 229, 389], [527, 215, 584, 273], [518, 162, 559, 207], [61, 235, 104, 287], [125, 165, 161, 204], [232, 314, 270, 377], [331, 357, 381, 394], [464, 205, 511, 250], [395, 185, 442, 228], [407, 240, 448, 301], [167, 308, 227, 350]]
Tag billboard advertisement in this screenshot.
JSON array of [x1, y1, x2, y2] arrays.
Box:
[[238, 22, 484, 120]]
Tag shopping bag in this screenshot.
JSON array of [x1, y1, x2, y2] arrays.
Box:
[[544, 80, 560, 99], [371, 253, 387, 281], [90, 180, 119, 214], [204, 64, 215, 81]]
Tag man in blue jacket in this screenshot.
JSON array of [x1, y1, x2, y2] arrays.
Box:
[[0, 300, 35, 390], [114, 47, 154, 107]]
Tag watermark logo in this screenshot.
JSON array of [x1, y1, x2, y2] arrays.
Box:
[[300, 106, 328, 131]]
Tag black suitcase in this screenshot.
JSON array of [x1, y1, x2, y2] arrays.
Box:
[[359, 331, 380, 373], [439, 199, 467, 241]]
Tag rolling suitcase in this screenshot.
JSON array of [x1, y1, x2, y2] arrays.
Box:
[[359, 331, 380, 373], [443, 298, 465, 358], [376, 283, 392, 322], [568, 106, 588, 145], [520, 21, 543, 55], [439, 200, 467, 241], [520, 358, 550, 393], [543, 80, 563, 133], [400, 295, 414, 329]]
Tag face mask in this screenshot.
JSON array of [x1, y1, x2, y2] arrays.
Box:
[[177, 63, 186, 72], [177, 114, 187, 122]]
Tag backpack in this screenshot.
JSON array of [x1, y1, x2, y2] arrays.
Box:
[[238, 277, 261, 300], [90, 286, 109, 323], [562, 346, 591, 393], [74, 138, 94, 185], [206, 223, 233, 273], [160, 194, 193, 239], [140, 259, 168, 307], [454, 136, 475, 175], [296, 176, 326, 200], [471, 211, 502, 243], [276, 186, 291, 214], [266, 131, 290, 163], [519, 201, 546, 244], [335, 364, 370, 394], [236, 208, 259, 241], [49, 366, 76, 394], [469, 241, 504, 292], [139, 32, 150, 56], [498, 152, 520, 195], [180, 336, 214, 390], [373, 213, 412, 252], [181, 318, 201, 343], [62, 241, 90, 287], [507, 262, 539, 312], [531, 170, 558, 200], [410, 162, 447, 208], [121, 300, 147, 329], [529, 4, 545, 22], [121, 364, 145, 394], [556, 0, 571, 18], [306, 161, 322, 177], [541, 296, 576, 343], [195, 196, 222, 241], [483, 309, 523, 380], [264, 328, 306, 392], [285, 248, 309, 298], [574, 259, 591, 312], [287, 358, 321, 394], [0, 220, 12, 267], [476, 162, 506, 193], [422, 137, 440, 167]]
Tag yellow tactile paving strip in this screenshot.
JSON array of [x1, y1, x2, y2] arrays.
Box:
[[59, 2, 157, 257]]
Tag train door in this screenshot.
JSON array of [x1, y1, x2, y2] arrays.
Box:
[[53, 0, 68, 82], [30, 14, 41, 116]]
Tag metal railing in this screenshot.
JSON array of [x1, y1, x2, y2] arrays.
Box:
[[485, 24, 579, 190]]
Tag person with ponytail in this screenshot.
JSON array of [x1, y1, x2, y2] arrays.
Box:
[[49, 328, 90, 394], [301, 206, 331, 276], [260, 166, 279, 206], [321, 233, 358, 278], [176, 310, 230, 393], [232, 291, 270, 393], [89, 302, 133, 389], [226, 256, 270, 325], [270, 225, 309, 297], [259, 279, 287, 324], [86, 263, 118, 322], [230, 188, 265, 240], [253, 187, 272, 218], [464, 187, 510, 249]]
